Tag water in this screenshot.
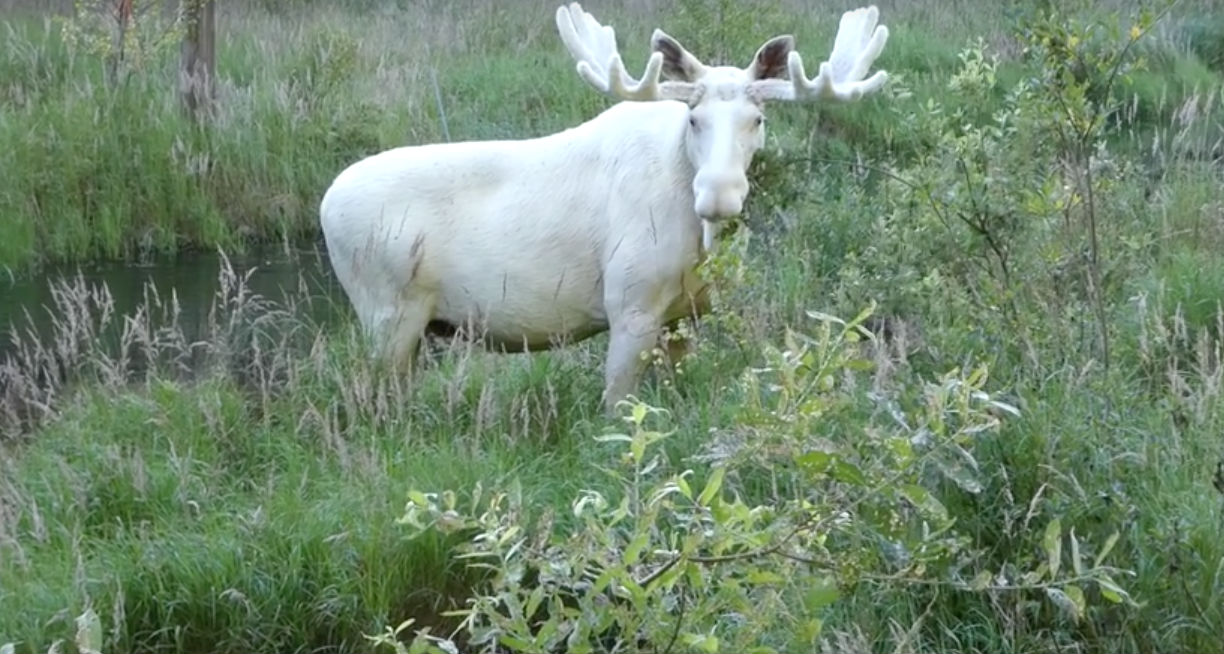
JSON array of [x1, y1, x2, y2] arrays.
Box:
[[0, 243, 349, 363]]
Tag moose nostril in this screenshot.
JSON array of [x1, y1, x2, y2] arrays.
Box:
[[720, 193, 744, 216], [693, 191, 743, 219]]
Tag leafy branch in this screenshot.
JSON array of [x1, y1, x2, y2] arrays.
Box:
[[374, 306, 1132, 654]]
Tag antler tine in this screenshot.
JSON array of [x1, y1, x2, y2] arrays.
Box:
[[555, 2, 666, 101], [757, 5, 890, 103]]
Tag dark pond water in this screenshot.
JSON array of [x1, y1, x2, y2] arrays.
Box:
[[0, 242, 349, 362]]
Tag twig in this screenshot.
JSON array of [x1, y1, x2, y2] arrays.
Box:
[[892, 587, 939, 654], [858, 570, 1113, 594], [659, 591, 687, 654]]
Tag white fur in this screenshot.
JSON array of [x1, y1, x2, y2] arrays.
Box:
[[319, 3, 890, 414]]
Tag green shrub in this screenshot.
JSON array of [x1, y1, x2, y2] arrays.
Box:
[[4, 1, 1224, 653], [378, 310, 1133, 654]]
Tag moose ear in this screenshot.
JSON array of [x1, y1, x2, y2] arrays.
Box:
[[651, 29, 706, 82], [746, 34, 795, 80]]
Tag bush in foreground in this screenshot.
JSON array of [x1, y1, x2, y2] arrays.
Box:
[[3, 1, 1224, 652]]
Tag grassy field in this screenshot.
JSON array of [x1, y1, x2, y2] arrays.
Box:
[[3, 0, 1224, 652]]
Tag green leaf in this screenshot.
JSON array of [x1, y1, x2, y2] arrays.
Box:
[[797, 450, 832, 474], [1094, 531, 1119, 568], [568, 630, 594, 654], [75, 607, 103, 654], [647, 557, 685, 591], [988, 398, 1021, 417], [799, 617, 824, 643], [591, 567, 616, 595], [680, 633, 720, 654], [407, 490, 429, 507], [697, 467, 726, 507], [845, 357, 875, 371], [1070, 528, 1082, 576], [676, 474, 692, 500], [407, 633, 430, 654], [1043, 518, 1062, 579], [685, 562, 705, 591], [1096, 575, 1133, 605], [498, 634, 535, 652], [969, 569, 993, 591], [535, 617, 559, 650], [901, 484, 949, 523], [805, 310, 847, 326], [620, 574, 647, 607], [624, 531, 649, 566], [746, 569, 786, 585], [804, 576, 841, 610], [966, 364, 987, 388], [1065, 584, 1086, 620], [525, 585, 545, 623], [1046, 587, 1081, 623], [831, 460, 867, 486], [931, 445, 983, 493], [632, 402, 648, 424], [631, 435, 646, 462]]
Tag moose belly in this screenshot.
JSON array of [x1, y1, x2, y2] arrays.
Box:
[[431, 263, 609, 352]]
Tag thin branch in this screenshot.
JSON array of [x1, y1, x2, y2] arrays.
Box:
[[892, 587, 940, 654], [1093, 0, 1183, 137], [637, 551, 683, 588], [659, 591, 687, 654], [954, 156, 1012, 285], [858, 571, 1112, 594], [1081, 157, 1111, 368]]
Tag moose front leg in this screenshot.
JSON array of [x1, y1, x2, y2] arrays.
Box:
[[603, 309, 664, 416]]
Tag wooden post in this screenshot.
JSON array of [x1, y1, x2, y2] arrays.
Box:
[[179, 0, 216, 120]]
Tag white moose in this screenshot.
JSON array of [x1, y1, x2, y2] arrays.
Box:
[[319, 3, 890, 414]]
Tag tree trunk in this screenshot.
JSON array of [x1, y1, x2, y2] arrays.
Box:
[[106, 0, 133, 86], [179, 0, 216, 120]]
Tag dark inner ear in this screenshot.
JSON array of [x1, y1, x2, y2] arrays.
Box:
[[749, 35, 795, 80], [652, 32, 701, 81]]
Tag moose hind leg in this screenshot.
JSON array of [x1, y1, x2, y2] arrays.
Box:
[[370, 294, 436, 375]]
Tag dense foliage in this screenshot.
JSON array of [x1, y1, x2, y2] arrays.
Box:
[[1, 0, 1222, 652]]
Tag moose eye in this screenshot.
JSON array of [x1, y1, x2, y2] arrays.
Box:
[[688, 115, 699, 129], [754, 116, 765, 127]]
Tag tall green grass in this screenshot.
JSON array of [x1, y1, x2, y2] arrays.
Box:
[[2, 0, 1224, 652], [0, 2, 615, 274], [1, 0, 1218, 275]]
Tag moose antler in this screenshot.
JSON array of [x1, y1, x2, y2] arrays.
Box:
[[555, 2, 693, 102], [755, 6, 890, 103]]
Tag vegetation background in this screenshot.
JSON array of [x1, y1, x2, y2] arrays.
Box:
[[1, 0, 1223, 652]]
